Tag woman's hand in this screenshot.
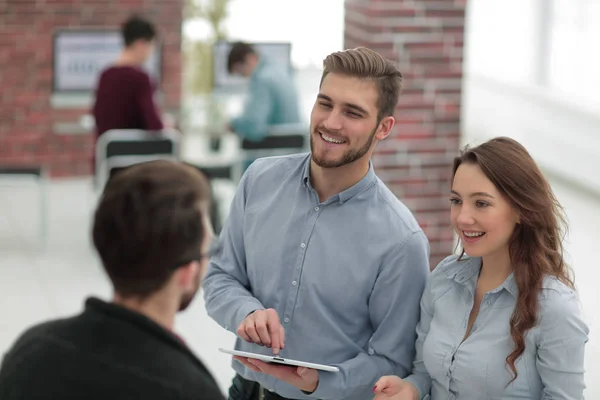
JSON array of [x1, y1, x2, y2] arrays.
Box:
[[373, 376, 419, 400]]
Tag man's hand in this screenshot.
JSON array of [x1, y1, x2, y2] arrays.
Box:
[[237, 309, 285, 354], [234, 357, 319, 393], [373, 376, 419, 400]]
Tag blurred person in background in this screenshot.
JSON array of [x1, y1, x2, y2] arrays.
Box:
[[0, 161, 224, 400], [92, 15, 168, 140], [374, 137, 589, 400], [226, 41, 301, 141]]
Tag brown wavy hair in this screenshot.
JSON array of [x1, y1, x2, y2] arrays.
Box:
[[452, 137, 574, 382]]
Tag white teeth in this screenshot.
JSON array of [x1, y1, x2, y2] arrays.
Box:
[[464, 231, 485, 237], [321, 132, 345, 144]]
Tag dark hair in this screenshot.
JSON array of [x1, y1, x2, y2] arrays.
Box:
[[122, 16, 156, 47], [320, 47, 403, 122], [453, 136, 574, 383], [92, 160, 210, 298], [227, 41, 256, 73]]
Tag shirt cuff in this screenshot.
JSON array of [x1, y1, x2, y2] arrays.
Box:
[[232, 301, 264, 333], [403, 375, 429, 400], [309, 370, 340, 399]]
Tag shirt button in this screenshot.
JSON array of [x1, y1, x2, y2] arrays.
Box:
[[314, 206, 320, 211], [292, 281, 297, 286], [300, 242, 306, 248], [284, 318, 290, 323]]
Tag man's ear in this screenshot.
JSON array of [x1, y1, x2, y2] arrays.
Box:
[[375, 116, 395, 141], [176, 261, 200, 290]]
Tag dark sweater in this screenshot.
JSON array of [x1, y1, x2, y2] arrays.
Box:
[[0, 298, 224, 400], [92, 65, 164, 137]]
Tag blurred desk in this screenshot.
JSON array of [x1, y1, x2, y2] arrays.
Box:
[[181, 132, 241, 180]]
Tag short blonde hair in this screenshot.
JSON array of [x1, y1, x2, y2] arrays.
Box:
[[320, 47, 403, 121]]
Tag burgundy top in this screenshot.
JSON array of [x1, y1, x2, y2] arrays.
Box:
[[92, 65, 164, 137]]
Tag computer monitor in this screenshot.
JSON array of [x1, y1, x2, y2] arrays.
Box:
[[52, 30, 161, 93], [212, 41, 292, 91]]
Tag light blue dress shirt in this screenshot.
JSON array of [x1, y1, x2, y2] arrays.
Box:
[[404, 255, 589, 400], [230, 57, 301, 141], [203, 153, 430, 400]]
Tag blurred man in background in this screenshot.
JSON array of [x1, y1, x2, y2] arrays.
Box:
[[93, 15, 166, 139], [226, 41, 301, 141]]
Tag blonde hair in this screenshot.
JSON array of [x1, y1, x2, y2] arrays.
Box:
[[321, 47, 403, 121]]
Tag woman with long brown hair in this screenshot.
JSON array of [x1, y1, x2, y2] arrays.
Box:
[[374, 137, 589, 399]]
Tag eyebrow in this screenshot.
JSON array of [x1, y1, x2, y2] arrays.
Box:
[[450, 190, 495, 199], [317, 94, 370, 116]]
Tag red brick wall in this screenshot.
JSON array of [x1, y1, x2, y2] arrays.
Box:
[[345, 0, 466, 267], [0, 0, 183, 177]]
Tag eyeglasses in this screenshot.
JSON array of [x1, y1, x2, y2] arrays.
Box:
[[168, 239, 223, 270]]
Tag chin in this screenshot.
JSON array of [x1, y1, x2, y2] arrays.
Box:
[[461, 243, 487, 258]]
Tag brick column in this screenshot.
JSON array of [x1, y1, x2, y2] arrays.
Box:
[[0, 0, 183, 177], [345, 0, 466, 267]]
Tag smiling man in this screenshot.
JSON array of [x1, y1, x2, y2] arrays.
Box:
[[203, 47, 430, 400]]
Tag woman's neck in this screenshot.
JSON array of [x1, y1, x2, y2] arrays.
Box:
[[479, 249, 513, 288]]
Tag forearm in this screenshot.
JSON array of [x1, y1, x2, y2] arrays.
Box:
[[202, 263, 265, 332], [230, 116, 267, 141], [311, 352, 396, 400], [403, 372, 432, 400]]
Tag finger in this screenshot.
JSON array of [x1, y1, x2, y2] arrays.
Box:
[[279, 324, 285, 350], [266, 311, 281, 354], [234, 357, 262, 373], [249, 360, 296, 381], [254, 312, 272, 348], [244, 321, 263, 345], [247, 358, 270, 370], [236, 323, 250, 342], [373, 376, 393, 393]]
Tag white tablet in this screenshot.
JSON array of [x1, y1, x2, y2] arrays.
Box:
[[219, 348, 340, 372]]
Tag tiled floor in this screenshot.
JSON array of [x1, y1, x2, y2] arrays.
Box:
[[1, 173, 598, 396]]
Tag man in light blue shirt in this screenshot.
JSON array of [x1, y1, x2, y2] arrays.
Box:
[[204, 47, 430, 400], [227, 42, 301, 141]]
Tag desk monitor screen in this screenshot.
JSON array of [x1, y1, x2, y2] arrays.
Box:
[[53, 30, 161, 93], [212, 41, 292, 91]]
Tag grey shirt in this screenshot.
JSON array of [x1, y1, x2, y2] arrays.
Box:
[[203, 153, 430, 400], [404, 255, 589, 400]]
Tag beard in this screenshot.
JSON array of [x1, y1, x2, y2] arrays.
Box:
[[310, 125, 377, 168], [178, 269, 202, 312]]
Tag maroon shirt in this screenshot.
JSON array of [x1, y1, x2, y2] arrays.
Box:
[[92, 65, 164, 138]]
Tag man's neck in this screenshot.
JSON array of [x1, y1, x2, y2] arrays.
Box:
[[114, 50, 142, 67], [310, 158, 370, 202], [113, 292, 177, 331]]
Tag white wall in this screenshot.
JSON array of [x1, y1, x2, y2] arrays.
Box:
[[462, 0, 600, 194]]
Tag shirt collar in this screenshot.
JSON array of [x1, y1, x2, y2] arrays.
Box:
[[444, 256, 519, 298], [250, 57, 267, 81], [302, 155, 377, 204]]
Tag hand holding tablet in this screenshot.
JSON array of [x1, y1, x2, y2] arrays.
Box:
[[219, 348, 340, 372]]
